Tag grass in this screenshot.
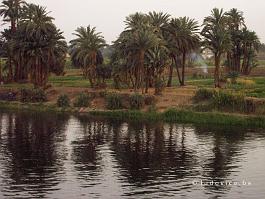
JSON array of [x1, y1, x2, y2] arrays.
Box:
[[258, 60, 265, 66], [1, 100, 265, 128], [90, 109, 265, 128], [48, 75, 91, 87]]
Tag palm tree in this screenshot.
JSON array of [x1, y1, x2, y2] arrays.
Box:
[[148, 11, 170, 34], [145, 45, 169, 94], [201, 8, 231, 88], [225, 8, 245, 72], [148, 11, 172, 88], [0, 0, 25, 81], [70, 26, 106, 87], [0, 0, 25, 32], [167, 17, 200, 86], [12, 4, 67, 87], [123, 28, 160, 92], [117, 13, 161, 92], [241, 28, 260, 75]]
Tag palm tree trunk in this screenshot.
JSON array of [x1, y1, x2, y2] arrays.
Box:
[[8, 56, 13, 82], [173, 55, 182, 86], [167, 61, 173, 87], [242, 45, 248, 74], [214, 53, 221, 88], [136, 50, 145, 92], [145, 67, 150, 93], [0, 58, 2, 82], [180, 52, 186, 86]]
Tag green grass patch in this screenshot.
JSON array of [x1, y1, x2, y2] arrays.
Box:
[[1, 101, 265, 128]]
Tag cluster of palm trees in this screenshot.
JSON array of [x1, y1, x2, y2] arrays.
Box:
[[201, 8, 260, 87], [0, 1, 261, 90], [110, 12, 200, 93], [0, 0, 67, 87], [70, 9, 260, 92]]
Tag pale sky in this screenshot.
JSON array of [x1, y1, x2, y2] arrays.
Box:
[[11, 0, 265, 44]]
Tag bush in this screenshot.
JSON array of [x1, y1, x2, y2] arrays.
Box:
[[129, 94, 144, 110], [20, 88, 47, 103], [74, 93, 90, 107], [226, 71, 239, 84], [144, 95, 156, 105], [193, 88, 216, 102], [57, 94, 70, 108], [212, 91, 245, 111], [106, 93, 123, 110], [0, 91, 17, 101]]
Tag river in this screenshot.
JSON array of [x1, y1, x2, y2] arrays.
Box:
[[0, 111, 264, 199]]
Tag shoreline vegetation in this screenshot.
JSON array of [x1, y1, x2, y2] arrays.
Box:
[[1, 100, 265, 128]]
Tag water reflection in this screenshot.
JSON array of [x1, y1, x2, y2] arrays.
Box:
[[0, 112, 69, 198], [0, 111, 264, 199]]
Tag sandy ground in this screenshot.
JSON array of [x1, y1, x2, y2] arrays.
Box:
[[44, 86, 196, 112]]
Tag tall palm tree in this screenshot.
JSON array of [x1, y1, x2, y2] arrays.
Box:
[[148, 11, 170, 34], [123, 28, 161, 92], [120, 13, 161, 92], [167, 17, 200, 86], [12, 3, 67, 87], [201, 8, 231, 88], [145, 45, 169, 93], [241, 28, 260, 75], [70, 26, 106, 87], [0, 0, 25, 81], [148, 11, 171, 88], [0, 0, 25, 32], [125, 12, 149, 30], [225, 8, 245, 72]]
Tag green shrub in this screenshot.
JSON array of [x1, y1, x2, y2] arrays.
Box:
[[74, 93, 90, 107], [106, 93, 123, 110], [147, 104, 157, 113], [20, 88, 47, 103], [129, 94, 144, 110], [193, 88, 216, 102], [57, 94, 70, 108], [226, 71, 240, 84], [212, 91, 245, 111]]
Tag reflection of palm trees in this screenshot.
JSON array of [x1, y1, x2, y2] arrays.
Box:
[[71, 116, 117, 184], [0, 112, 69, 198], [194, 125, 246, 193], [111, 122, 197, 185]]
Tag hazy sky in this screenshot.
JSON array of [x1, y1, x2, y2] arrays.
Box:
[[21, 0, 265, 43]]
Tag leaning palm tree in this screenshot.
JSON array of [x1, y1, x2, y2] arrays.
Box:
[[167, 17, 200, 86], [201, 8, 231, 88], [69, 26, 106, 87]]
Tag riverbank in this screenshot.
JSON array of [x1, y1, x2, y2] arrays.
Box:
[[1, 101, 265, 128]]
